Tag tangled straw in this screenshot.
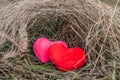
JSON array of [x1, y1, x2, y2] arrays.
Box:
[[0, 0, 120, 79]]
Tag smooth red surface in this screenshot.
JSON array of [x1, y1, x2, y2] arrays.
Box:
[[48, 43, 86, 72], [33, 38, 67, 63]]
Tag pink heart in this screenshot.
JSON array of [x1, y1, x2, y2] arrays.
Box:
[[33, 37, 67, 63]]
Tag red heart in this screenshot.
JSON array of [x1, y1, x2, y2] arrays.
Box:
[[48, 43, 87, 72]]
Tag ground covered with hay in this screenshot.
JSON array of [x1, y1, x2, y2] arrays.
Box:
[[0, 0, 120, 80]]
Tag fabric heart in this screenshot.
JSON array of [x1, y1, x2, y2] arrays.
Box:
[[48, 43, 86, 72], [33, 38, 67, 63]]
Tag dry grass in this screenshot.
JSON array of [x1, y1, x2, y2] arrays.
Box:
[[0, 0, 120, 79], [100, 0, 120, 6]]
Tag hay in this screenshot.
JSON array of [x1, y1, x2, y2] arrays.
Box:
[[0, 0, 120, 79]]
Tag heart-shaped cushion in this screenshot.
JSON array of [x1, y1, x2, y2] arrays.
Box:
[[33, 38, 67, 63], [48, 43, 86, 71]]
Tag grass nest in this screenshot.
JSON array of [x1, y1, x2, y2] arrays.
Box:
[[0, 0, 120, 79]]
